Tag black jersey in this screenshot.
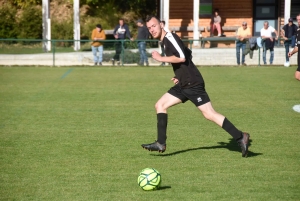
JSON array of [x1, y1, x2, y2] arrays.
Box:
[[162, 32, 204, 88], [296, 27, 300, 48], [295, 27, 300, 67]]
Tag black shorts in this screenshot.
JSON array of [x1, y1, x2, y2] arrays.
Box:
[[298, 53, 300, 72], [167, 83, 210, 107]]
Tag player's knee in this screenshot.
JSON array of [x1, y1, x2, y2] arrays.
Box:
[[202, 111, 214, 121], [295, 71, 300, 81], [155, 102, 163, 111]]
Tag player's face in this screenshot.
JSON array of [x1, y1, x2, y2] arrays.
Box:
[[146, 17, 162, 39], [297, 16, 300, 26], [119, 20, 124, 26]]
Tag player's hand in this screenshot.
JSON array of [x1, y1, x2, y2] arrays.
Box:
[[114, 34, 118, 39], [288, 52, 292, 57], [171, 77, 179, 85], [152, 51, 162, 61]]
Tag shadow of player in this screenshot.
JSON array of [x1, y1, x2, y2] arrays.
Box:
[[157, 186, 172, 191], [151, 138, 262, 158]]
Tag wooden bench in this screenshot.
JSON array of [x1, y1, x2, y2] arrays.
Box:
[[201, 37, 237, 48], [206, 26, 239, 32], [104, 30, 114, 35], [169, 26, 205, 32]]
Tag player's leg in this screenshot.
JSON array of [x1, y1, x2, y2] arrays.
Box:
[[296, 53, 300, 81], [197, 102, 250, 157], [155, 92, 182, 113], [182, 84, 249, 157], [197, 102, 224, 126], [295, 71, 300, 80], [142, 85, 186, 153]]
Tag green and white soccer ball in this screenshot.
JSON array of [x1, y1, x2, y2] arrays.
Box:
[[138, 168, 161, 191]]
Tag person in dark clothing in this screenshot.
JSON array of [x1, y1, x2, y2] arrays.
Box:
[[281, 18, 298, 67], [111, 18, 133, 66], [136, 19, 149, 66], [141, 15, 250, 158], [288, 14, 300, 81]]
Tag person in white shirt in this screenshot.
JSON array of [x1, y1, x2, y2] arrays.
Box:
[[260, 21, 278, 65]]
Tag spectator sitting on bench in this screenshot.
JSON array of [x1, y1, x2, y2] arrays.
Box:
[[210, 9, 222, 37]]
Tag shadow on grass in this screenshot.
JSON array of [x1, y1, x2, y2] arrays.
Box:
[[157, 186, 171, 190], [151, 138, 262, 158]]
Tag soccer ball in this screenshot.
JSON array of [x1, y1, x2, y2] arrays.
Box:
[[137, 168, 161, 191], [292, 104, 300, 113]]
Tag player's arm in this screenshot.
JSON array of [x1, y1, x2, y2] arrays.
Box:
[[151, 51, 185, 63], [288, 46, 298, 57]]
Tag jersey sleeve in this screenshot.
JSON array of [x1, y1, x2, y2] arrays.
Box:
[[165, 33, 185, 58]]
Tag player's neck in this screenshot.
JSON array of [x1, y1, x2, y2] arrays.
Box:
[[160, 29, 167, 41]]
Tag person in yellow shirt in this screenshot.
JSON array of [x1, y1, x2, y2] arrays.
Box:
[[236, 22, 252, 66], [91, 24, 106, 65]]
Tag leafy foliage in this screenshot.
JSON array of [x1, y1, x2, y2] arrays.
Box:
[[51, 19, 74, 46], [0, 4, 17, 39], [18, 7, 43, 39], [0, 0, 158, 47], [13, 0, 41, 8]]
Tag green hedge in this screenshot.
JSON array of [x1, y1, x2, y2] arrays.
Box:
[[0, 4, 17, 39]]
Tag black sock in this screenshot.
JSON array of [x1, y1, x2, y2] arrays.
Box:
[[222, 117, 243, 141], [157, 113, 168, 144]]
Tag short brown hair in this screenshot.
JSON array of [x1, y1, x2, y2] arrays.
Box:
[[145, 15, 160, 23]]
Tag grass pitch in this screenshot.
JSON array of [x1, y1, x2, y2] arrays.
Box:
[[0, 66, 299, 201]]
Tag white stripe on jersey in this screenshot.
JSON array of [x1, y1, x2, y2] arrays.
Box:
[[165, 32, 185, 58]]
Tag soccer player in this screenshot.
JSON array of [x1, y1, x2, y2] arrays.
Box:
[[288, 14, 300, 81], [141, 15, 250, 157]]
